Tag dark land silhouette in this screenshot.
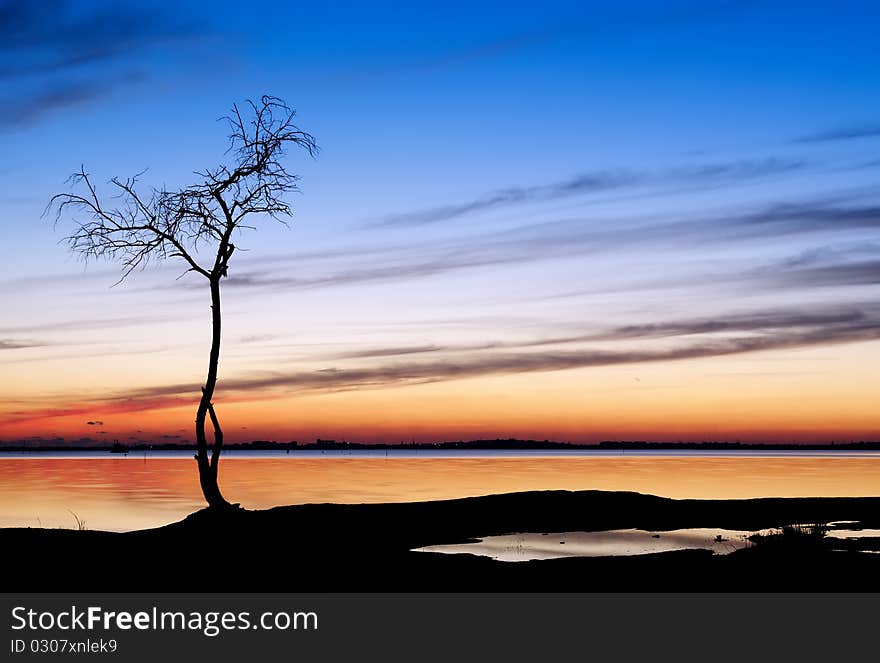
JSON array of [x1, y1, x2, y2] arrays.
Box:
[[3, 438, 880, 452], [4, 490, 880, 591]]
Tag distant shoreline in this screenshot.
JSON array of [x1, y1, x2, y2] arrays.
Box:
[[2, 438, 880, 453]]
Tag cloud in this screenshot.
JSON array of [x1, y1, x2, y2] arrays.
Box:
[[370, 171, 637, 228], [740, 203, 880, 232], [773, 260, 880, 289], [0, 1, 201, 127], [4, 302, 877, 429], [33, 184, 880, 309], [367, 1, 758, 83], [332, 307, 878, 360], [221, 251, 522, 292], [0, 80, 117, 127], [228, 307, 880, 391], [18, 302, 871, 418], [137, 315, 879, 399], [336, 344, 450, 359], [367, 158, 805, 228], [606, 309, 875, 340], [796, 124, 880, 143], [239, 334, 278, 345], [0, 396, 192, 427], [218, 198, 879, 297], [776, 242, 880, 269], [0, 339, 45, 350], [0, 314, 181, 337], [0, 1, 194, 79]]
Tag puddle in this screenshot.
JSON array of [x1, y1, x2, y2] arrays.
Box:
[[826, 522, 880, 539], [415, 528, 754, 561], [414, 525, 880, 562]]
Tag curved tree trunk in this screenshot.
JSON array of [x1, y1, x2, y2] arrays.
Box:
[[194, 276, 230, 508]]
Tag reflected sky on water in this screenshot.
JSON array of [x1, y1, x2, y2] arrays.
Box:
[[2, 451, 879, 531]]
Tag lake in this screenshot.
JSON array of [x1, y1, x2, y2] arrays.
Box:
[[2, 450, 880, 531]]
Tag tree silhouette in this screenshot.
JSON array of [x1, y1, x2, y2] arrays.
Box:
[[49, 96, 317, 508]]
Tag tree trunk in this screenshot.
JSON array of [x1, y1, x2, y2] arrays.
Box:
[[194, 276, 230, 508]]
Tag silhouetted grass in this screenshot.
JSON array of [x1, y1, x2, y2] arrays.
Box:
[[66, 509, 87, 531], [748, 523, 828, 549]]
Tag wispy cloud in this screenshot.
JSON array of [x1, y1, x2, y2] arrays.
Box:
[[0, 397, 191, 427], [776, 242, 880, 269], [239, 334, 278, 345], [0, 339, 45, 350], [0, 1, 202, 127], [336, 344, 452, 359], [366, 158, 805, 228], [7, 302, 873, 423], [369, 171, 637, 228], [0, 77, 141, 127], [218, 198, 880, 296], [796, 124, 880, 143], [361, 1, 759, 83], [772, 260, 880, 289], [332, 307, 878, 360], [0, 1, 194, 79], [740, 202, 880, 231], [550, 238, 880, 301], [190, 306, 880, 392], [220, 251, 522, 292], [0, 314, 181, 336], [605, 309, 875, 339]]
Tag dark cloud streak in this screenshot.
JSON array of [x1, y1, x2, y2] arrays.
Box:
[[0, 1, 195, 79], [796, 124, 880, 143], [370, 171, 637, 228], [0, 1, 202, 127], [96, 304, 880, 406], [224, 199, 880, 295], [368, 158, 805, 229], [0, 314, 181, 336], [0, 339, 45, 350], [0, 79, 116, 127], [331, 308, 877, 360], [773, 260, 880, 289]]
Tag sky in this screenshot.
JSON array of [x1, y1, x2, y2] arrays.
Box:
[[1, 0, 879, 445]]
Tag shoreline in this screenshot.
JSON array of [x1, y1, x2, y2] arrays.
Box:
[[4, 438, 880, 455], [3, 490, 880, 591], [5, 448, 880, 459]]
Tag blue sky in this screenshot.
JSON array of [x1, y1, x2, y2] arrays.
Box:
[[1, 0, 879, 443]]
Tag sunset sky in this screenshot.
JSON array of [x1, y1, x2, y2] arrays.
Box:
[[1, 0, 879, 445]]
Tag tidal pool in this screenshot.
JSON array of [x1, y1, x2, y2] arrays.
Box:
[[414, 524, 880, 561]]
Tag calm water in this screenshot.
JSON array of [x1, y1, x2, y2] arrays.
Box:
[[416, 529, 757, 560], [1, 450, 880, 531], [415, 525, 880, 561]]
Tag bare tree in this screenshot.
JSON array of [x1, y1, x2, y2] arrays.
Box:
[[49, 96, 317, 508]]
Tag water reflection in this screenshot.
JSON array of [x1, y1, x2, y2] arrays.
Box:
[[415, 529, 755, 560], [1, 454, 879, 532], [415, 525, 880, 561]]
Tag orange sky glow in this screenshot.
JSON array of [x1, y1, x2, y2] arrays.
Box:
[[3, 339, 878, 444]]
